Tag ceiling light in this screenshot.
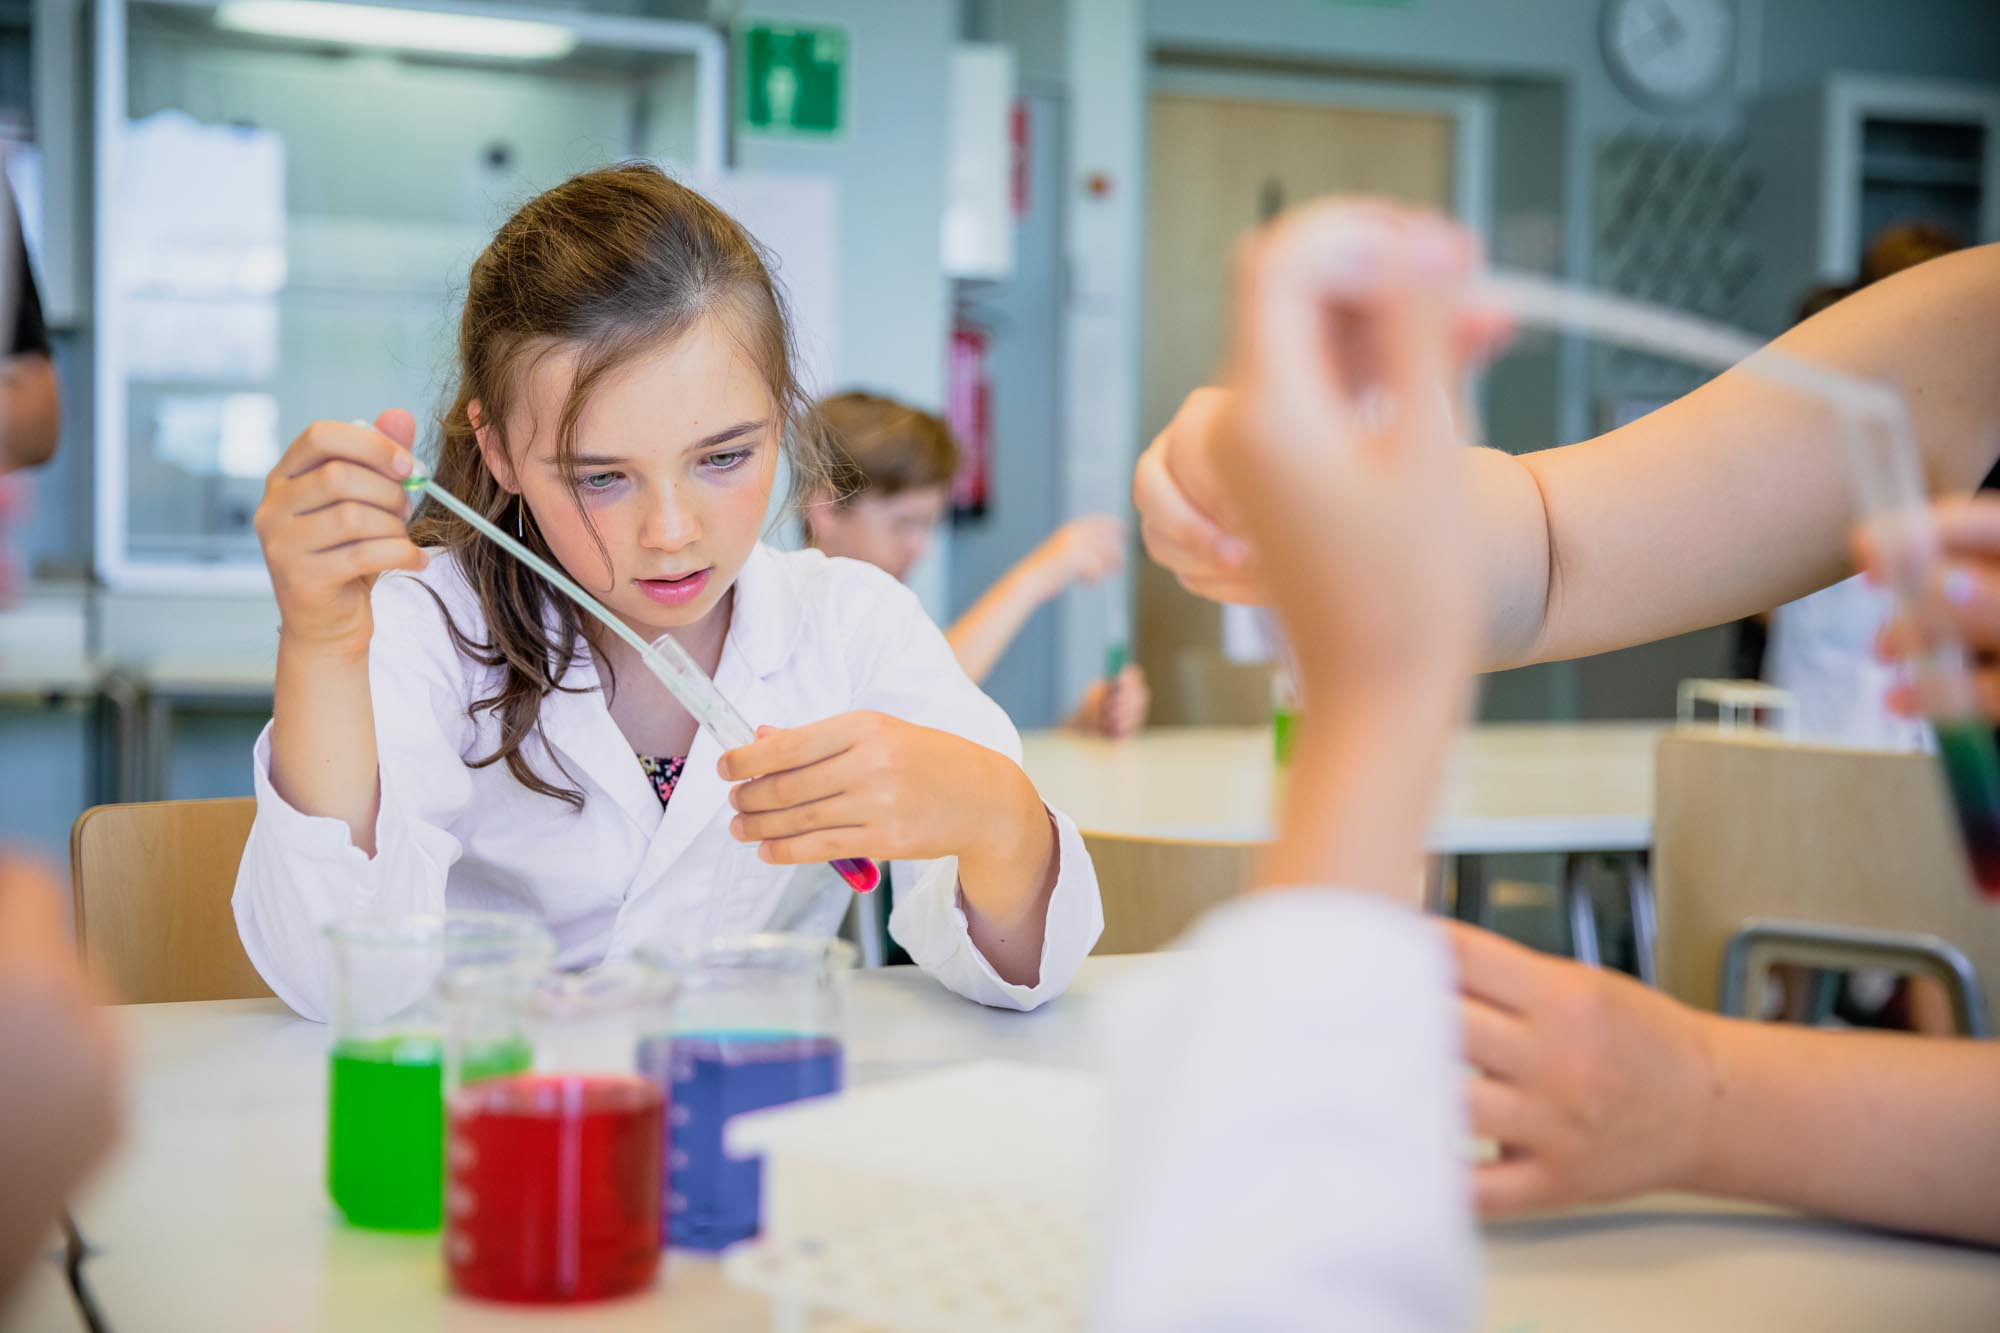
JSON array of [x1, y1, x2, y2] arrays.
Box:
[[214, 0, 577, 61]]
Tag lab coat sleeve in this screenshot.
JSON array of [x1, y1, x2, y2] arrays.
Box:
[[1094, 891, 1478, 1333], [834, 561, 1103, 1011], [232, 572, 479, 1021]]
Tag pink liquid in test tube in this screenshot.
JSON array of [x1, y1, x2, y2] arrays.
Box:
[[831, 858, 879, 893]]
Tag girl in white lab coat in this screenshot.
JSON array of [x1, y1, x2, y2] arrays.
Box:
[[233, 163, 1102, 1021]]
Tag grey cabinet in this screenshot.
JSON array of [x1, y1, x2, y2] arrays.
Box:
[[1744, 73, 2000, 336]]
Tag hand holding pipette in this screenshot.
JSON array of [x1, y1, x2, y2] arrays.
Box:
[[1071, 664, 1149, 739], [1207, 197, 1491, 903], [1874, 496, 2000, 722], [1065, 586, 1149, 739], [724, 707, 1067, 962], [719, 711, 1057, 950], [255, 412, 429, 852], [1134, 206, 1512, 610], [257, 412, 427, 654], [1217, 204, 1487, 696], [401, 463, 879, 895]]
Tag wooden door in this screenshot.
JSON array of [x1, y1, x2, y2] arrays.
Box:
[[1140, 93, 1457, 723]]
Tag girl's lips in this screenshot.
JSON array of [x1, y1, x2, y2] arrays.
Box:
[[635, 568, 712, 606]]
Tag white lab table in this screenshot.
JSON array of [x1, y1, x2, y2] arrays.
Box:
[[1019, 723, 1662, 853], [72, 956, 2000, 1332], [1023, 724, 1664, 959]]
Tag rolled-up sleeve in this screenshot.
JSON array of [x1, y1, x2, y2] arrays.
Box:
[[1094, 891, 1477, 1332], [836, 561, 1103, 1011], [231, 573, 476, 1021], [886, 806, 1102, 1011]]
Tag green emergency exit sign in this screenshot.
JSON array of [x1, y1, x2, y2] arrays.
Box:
[[738, 21, 847, 139]]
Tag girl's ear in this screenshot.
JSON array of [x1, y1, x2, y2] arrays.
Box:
[[469, 399, 519, 495], [800, 484, 838, 544]]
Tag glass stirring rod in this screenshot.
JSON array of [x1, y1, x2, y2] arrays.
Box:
[[401, 467, 880, 895]]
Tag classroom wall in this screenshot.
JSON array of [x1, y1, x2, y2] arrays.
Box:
[[722, 0, 955, 618], [726, 0, 952, 417], [943, 86, 1069, 729]]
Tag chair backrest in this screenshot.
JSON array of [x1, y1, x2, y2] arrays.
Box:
[[70, 797, 271, 1003], [1653, 730, 2000, 1030], [1083, 831, 1259, 954]]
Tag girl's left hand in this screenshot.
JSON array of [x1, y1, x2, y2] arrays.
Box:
[[1871, 496, 2000, 720], [1069, 664, 1151, 739], [720, 711, 1040, 869]]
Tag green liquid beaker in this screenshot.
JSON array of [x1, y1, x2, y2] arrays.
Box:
[[324, 911, 552, 1231]]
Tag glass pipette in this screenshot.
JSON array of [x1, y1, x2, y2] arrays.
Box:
[[1474, 270, 2000, 898], [402, 469, 879, 895]]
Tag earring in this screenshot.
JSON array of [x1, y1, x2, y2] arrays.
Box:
[[516, 496, 525, 539]]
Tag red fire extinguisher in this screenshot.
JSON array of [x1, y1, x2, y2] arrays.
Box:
[[948, 322, 991, 522]]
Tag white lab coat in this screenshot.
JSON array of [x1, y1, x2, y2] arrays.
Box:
[[1768, 575, 1929, 752], [1096, 891, 1476, 1332], [233, 543, 1103, 1021]]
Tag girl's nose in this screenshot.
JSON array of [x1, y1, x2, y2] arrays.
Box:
[[641, 489, 701, 552]]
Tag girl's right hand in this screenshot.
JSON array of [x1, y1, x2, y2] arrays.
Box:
[[1448, 920, 1716, 1217], [1873, 495, 2000, 722], [1027, 514, 1127, 596], [254, 410, 427, 654]]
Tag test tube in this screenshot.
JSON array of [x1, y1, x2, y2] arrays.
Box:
[[1835, 405, 2000, 897], [644, 631, 881, 895], [442, 962, 679, 1304], [402, 468, 878, 896], [637, 934, 852, 1252], [1105, 572, 1132, 681], [324, 911, 553, 1231], [1474, 269, 2000, 899]]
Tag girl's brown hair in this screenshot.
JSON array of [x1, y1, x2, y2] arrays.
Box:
[[408, 161, 831, 809], [817, 391, 961, 502]]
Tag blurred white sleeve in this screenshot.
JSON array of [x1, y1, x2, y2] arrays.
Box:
[[1095, 891, 1476, 1333], [832, 557, 1102, 1011]]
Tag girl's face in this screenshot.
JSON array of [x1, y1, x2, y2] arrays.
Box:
[[809, 486, 949, 584], [479, 316, 780, 642]]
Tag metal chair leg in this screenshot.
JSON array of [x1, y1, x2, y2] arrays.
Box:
[[1563, 852, 1602, 968], [1719, 919, 1990, 1037], [1453, 853, 1490, 928], [1627, 855, 1658, 987]]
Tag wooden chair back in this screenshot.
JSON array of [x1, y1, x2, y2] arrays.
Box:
[[70, 797, 272, 1003], [1084, 831, 1260, 954], [1653, 731, 2000, 1030]]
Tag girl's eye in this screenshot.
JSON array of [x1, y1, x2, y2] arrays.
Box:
[[579, 472, 621, 492], [705, 449, 751, 473]]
